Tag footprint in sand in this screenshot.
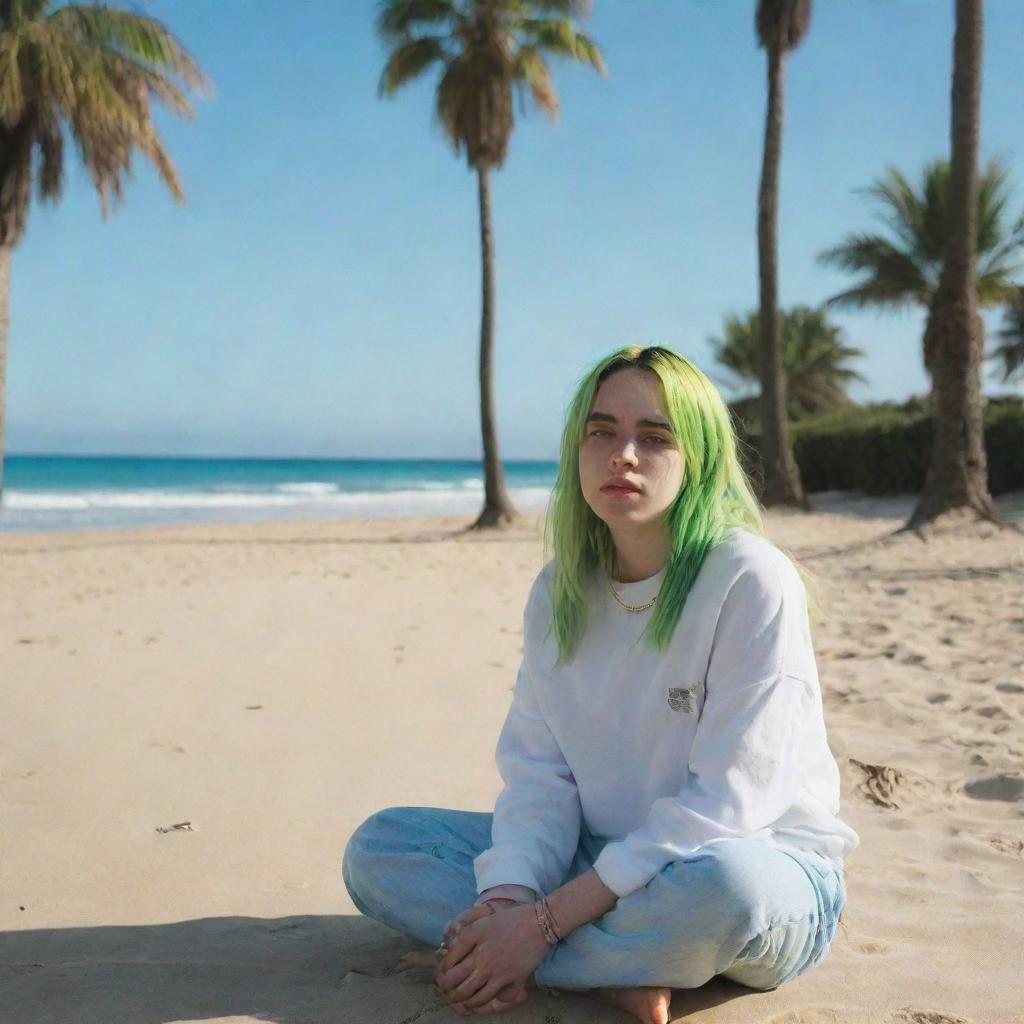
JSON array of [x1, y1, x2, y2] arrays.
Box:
[[900, 652, 928, 666], [149, 741, 187, 754], [849, 759, 903, 809], [995, 682, 1024, 694], [851, 938, 894, 955], [765, 1010, 847, 1023], [879, 816, 916, 831], [973, 704, 1011, 719], [848, 758, 943, 809], [980, 834, 1024, 858], [891, 1010, 973, 1024], [963, 774, 1024, 802]]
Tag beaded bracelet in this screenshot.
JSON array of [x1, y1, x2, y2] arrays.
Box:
[[533, 895, 563, 946]]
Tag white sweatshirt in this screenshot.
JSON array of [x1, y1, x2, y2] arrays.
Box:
[[473, 527, 860, 902]]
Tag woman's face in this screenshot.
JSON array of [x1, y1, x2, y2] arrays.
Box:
[[578, 367, 685, 530]]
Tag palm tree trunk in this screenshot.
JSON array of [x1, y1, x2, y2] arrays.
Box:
[[470, 165, 520, 530], [757, 37, 805, 509], [907, 0, 1000, 530], [0, 244, 9, 506]]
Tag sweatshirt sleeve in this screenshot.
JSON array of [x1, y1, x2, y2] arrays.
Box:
[[473, 572, 582, 897], [473, 883, 537, 907], [591, 551, 816, 899]]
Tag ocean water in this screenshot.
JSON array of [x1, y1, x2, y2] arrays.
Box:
[[0, 455, 559, 533], [3, 455, 1020, 534]]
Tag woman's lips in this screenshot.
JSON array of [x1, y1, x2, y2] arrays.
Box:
[[601, 485, 641, 497]]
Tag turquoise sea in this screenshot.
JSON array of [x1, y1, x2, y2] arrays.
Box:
[[0, 455, 559, 533], [3, 454, 1020, 534]]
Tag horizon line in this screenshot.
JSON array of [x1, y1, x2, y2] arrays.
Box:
[[4, 451, 561, 464]]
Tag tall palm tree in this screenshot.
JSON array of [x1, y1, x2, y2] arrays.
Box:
[[0, 0, 208, 503], [907, 0, 1000, 530], [376, 0, 605, 530], [708, 304, 867, 428], [755, 0, 811, 509], [990, 286, 1024, 382], [817, 158, 1024, 384]]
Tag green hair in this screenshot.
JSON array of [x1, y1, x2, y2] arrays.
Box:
[[541, 344, 820, 665]]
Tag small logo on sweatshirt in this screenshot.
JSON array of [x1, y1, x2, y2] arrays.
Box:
[[667, 680, 702, 714]]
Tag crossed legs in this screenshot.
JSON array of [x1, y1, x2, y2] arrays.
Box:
[[341, 805, 844, 994]]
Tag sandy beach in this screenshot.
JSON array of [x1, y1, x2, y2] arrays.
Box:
[[1, 492, 1022, 1024]]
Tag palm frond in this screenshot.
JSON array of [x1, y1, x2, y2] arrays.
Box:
[[517, 18, 605, 74], [975, 206, 1024, 290], [817, 233, 931, 309], [987, 291, 1024, 382], [976, 270, 1023, 307], [66, 53, 186, 214], [513, 44, 555, 117], [18, 26, 79, 115], [0, 0, 52, 31], [988, 335, 1024, 382], [857, 165, 929, 258], [49, 5, 209, 92], [378, 34, 448, 96], [0, 30, 23, 121], [918, 159, 951, 263], [35, 106, 62, 200], [508, 1, 591, 18], [976, 158, 1013, 253], [375, 0, 460, 42]]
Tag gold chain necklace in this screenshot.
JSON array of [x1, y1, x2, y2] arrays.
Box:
[[605, 559, 658, 613]]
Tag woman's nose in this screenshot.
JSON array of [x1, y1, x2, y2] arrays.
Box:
[[611, 440, 639, 465]]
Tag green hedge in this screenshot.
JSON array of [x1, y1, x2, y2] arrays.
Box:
[[735, 396, 1024, 496]]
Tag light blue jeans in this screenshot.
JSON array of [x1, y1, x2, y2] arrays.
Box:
[[341, 806, 847, 992]]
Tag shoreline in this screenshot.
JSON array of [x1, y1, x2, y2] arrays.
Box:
[[1, 490, 1021, 564], [1, 486, 1022, 540]]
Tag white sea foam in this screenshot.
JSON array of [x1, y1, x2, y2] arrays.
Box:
[[0, 485, 554, 532], [274, 482, 341, 495]]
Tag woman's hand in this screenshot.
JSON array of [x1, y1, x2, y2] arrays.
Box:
[[437, 903, 530, 1015], [442, 903, 497, 946], [437, 901, 551, 1014]]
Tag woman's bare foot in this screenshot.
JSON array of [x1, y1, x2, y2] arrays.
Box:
[[395, 949, 437, 972], [584, 985, 673, 1024], [349, 948, 436, 979]]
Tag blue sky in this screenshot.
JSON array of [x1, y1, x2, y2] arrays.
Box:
[[7, 0, 1024, 460]]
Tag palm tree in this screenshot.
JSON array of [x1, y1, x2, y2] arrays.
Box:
[[375, 0, 605, 530], [708, 304, 867, 429], [0, 0, 208, 503], [817, 158, 1024, 384], [906, 0, 1000, 530], [755, 0, 811, 509], [989, 286, 1024, 382]]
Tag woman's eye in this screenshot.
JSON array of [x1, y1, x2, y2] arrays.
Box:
[[588, 430, 670, 443]]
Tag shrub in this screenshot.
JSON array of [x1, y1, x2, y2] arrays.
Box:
[[734, 396, 1024, 495]]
